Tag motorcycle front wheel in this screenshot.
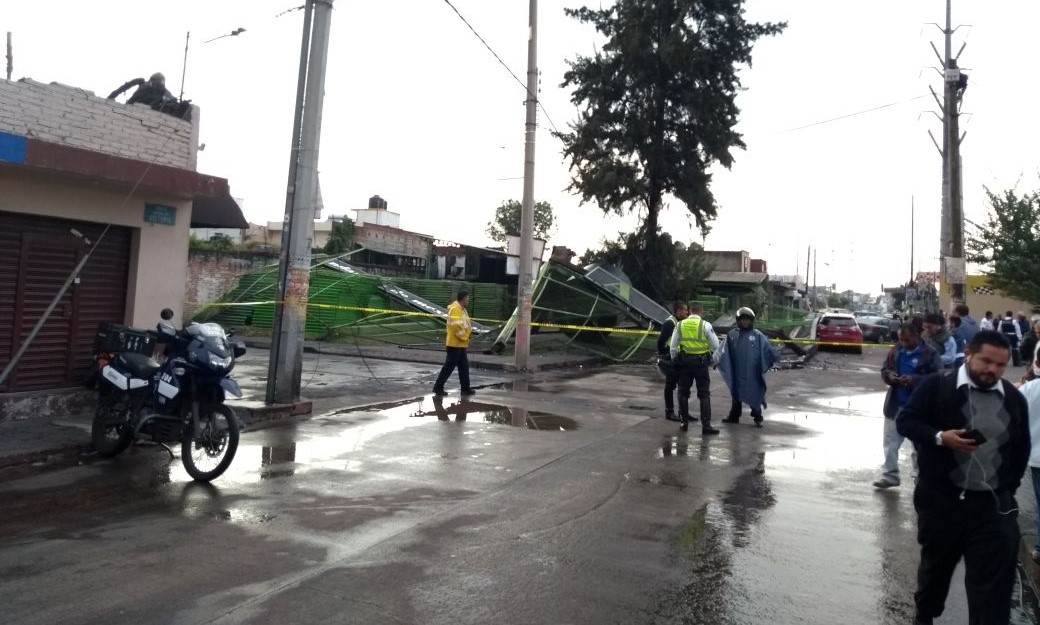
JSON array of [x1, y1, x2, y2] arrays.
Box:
[[181, 404, 240, 482]]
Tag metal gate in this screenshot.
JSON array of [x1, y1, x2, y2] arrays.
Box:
[[0, 211, 131, 392]]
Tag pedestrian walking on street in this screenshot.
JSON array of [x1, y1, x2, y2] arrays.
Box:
[[952, 304, 979, 343], [1019, 321, 1040, 369], [433, 292, 475, 397], [873, 323, 941, 490], [657, 302, 689, 422], [718, 307, 780, 428], [1000, 311, 1023, 366], [980, 311, 996, 332], [922, 312, 958, 369], [669, 302, 720, 435], [949, 316, 967, 368], [1018, 366, 1040, 565], [896, 330, 1030, 625]]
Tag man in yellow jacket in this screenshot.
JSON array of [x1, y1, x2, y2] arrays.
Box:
[[433, 291, 475, 396]]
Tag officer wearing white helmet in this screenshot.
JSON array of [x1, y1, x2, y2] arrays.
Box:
[[718, 307, 780, 427]]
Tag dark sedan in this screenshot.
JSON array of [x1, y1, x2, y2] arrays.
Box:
[[858, 316, 896, 344]]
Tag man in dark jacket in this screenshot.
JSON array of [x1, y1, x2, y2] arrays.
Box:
[[952, 303, 979, 343], [999, 311, 1023, 366], [873, 323, 942, 489], [657, 302, 688, 421], [896, 330, 1030, 625]]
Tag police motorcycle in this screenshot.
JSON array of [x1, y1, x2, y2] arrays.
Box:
[[89, 309, 247, 482]]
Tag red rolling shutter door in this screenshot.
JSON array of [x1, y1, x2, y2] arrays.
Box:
[[0, 211, 131, 392]]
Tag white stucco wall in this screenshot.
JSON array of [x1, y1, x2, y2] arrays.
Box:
[[0, 170, 191, 328]]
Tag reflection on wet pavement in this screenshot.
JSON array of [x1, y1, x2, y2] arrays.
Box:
[[331, 394, 580, 431]]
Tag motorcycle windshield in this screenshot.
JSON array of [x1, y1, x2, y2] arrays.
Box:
[[187, 323, 231, 358]]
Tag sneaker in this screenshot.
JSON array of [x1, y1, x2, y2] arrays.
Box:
[[753, 416, 764, 428], [721, 416, 740, 424], [433, 388, 447, 396], [702, 424, 720, 435], [665, 411, 682, 422], [872, 478, 899, 489], [461, 389, 476, 396]]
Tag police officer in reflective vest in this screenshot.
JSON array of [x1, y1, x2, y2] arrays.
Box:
[[669, 302, 721, 434]]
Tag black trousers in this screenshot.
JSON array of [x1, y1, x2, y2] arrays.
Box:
[[1005, 335, 1022, 366], [913, 481, 1019, 624], [434, 347, 471, 392], [675, 356, 711, 421], [658, 357, 678, 414]]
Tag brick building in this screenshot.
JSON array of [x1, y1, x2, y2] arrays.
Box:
[[0, 78, 244, 395]]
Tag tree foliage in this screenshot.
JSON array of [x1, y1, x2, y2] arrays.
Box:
[[579, 230, 712, 301], [967, 188, 1040, 305], [324, 218, 356, 255], [486, 200, 555, 244], [558, 0, 785, 277], [189, 233, 235, 251]]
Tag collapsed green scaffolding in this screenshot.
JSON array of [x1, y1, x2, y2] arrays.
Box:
[[196, 255, 663, 363]]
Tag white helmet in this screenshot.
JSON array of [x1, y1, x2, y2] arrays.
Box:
[[736, 307, 756, 320]]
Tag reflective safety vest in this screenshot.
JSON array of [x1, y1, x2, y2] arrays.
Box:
[[677, 316, 711, 355], [665, 314, 678, 327]]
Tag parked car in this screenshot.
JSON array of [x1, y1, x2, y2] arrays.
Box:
[[858, 316, 896, 344], [815, 313, 863, 353]]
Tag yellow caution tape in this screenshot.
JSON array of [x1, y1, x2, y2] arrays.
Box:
[[191, 300, 894, 347]]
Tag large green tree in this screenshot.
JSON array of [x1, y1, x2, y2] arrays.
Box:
[[579, 230, 712, 301], [558, 0, 784, 286], [486, 199, 555, 244], [967, 188, 1040, 305], [324, 218, 355, 255]]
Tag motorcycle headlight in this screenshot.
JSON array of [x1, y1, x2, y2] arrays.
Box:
[[208, 354, 233, 369]]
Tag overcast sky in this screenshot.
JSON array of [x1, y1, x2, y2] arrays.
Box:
[[6, 1, 1040, 294]]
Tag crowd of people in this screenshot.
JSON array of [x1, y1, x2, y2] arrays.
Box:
[[875, 303, 1040, 625]]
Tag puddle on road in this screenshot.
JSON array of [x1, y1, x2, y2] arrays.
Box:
[[330, 395, 579, 432]]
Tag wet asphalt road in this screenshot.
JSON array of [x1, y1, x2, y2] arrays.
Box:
[[0, 352, 1037, 624]]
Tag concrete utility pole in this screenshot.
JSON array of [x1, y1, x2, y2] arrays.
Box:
[[6, 32, 12, 81], [932, 0, 967, 305], [514, 0, 538, 371], [267, 0, 334, 404]]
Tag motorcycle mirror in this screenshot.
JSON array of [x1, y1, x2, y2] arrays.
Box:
[[160, 308, 174, 321]]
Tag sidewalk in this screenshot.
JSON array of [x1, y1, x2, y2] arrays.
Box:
[[0, 345, 598, 472]]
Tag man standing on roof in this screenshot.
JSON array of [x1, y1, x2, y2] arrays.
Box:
[[657, 302, 689, 422], [719, 307, 781, 428], [433, 292, 475, 397], [670, 302, 720, 435]]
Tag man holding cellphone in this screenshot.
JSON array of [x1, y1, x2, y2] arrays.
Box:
[[874, 323, 942, 489], [897, 330, 1030, 625]]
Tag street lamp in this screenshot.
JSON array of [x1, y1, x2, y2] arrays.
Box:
[[179, 27, 247, 99]]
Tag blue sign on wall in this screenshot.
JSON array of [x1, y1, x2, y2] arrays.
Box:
[[0, 131, 27, 164], [144, 203, 176, 226]]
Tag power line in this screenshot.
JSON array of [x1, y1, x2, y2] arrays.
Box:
[[775, 93, 932, 134], [440, 0, 560, 134]]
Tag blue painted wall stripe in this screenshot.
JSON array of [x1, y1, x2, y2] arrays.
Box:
[[0, 131, 28, 164]]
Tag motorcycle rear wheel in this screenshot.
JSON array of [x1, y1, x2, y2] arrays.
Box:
[[91, 398, 133, 457], [181, 404, 240, 482]]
